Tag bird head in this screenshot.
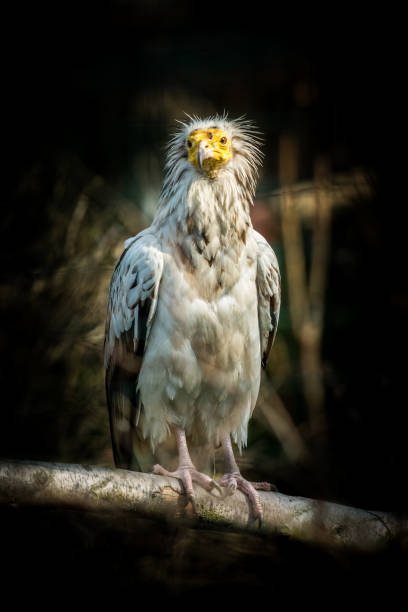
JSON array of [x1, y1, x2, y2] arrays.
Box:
[[159, 114, 264, 211], [186, 128, 232, 178]]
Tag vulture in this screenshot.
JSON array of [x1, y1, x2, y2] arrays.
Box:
[[104, 115, 280, 523]]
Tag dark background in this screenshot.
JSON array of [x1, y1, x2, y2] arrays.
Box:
[[1, 2, 406, 602]]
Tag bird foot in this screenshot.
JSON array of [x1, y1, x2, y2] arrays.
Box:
[[219, 471, 276, 525], [152, 463, 223, 511]]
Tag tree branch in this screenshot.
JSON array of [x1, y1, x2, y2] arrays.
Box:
[[0, 459, 406, 552]]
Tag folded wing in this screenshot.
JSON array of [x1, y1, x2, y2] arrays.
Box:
[[104, 231, 164, 469], [254, 230, 281, 368]]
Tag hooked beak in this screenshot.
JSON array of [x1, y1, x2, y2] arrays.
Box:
[[196, 140, 214, 169]]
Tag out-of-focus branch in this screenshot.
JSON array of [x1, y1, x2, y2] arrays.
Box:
[[257, 386, 311, 463], [300, 157, 332, 440], [1, 460, 406, 553], [278, 136, 332, 443], [279, 135, 308, 333]]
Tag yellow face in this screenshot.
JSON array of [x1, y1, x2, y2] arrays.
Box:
[[186, 128, 232, 178]]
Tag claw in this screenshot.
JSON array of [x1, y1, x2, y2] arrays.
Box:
[[255, 516, 263, 529], [219, 472, 266, 525], [152, 463, 223, 509], [153, 427, 224, 513], [187, 494, 196, 513]]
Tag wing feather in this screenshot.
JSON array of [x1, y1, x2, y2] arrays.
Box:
[[254, 230, 281, 368], [104, 230, 163, 469]]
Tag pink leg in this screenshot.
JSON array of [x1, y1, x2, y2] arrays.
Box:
[[219, 433, 274, 525], [153, 425, 222, 509]]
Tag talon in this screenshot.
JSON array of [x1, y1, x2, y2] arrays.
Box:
[[152, 459, 223, 511], [220, 471, 266, 526], [187, 494, 196, 513]]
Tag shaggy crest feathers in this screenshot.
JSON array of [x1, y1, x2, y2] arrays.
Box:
[[156, 114, 264, 221]]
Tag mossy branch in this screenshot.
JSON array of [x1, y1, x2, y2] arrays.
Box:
[[0, 459, 406, 552]]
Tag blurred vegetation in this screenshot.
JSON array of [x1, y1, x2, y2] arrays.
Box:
[[1, 2, 407, 519]]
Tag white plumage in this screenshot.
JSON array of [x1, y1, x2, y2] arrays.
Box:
[[105, 115, 280, 520]]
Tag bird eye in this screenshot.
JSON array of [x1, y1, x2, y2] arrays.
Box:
[[187, 140, 192, 148], [208, 132, 213, 140], [220, 136, 227, 145]]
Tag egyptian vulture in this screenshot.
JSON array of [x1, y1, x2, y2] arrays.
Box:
[[104, 115, 280, 522]]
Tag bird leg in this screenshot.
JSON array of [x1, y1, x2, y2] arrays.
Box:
[[152, 425, 222, 510], [219, 433, 274, 525]]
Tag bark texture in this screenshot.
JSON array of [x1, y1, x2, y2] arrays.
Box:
[[0, 459, 406, 552]]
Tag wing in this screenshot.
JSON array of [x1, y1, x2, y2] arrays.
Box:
[[104, 230, 164, 470], [254, 230, 281, 368]]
